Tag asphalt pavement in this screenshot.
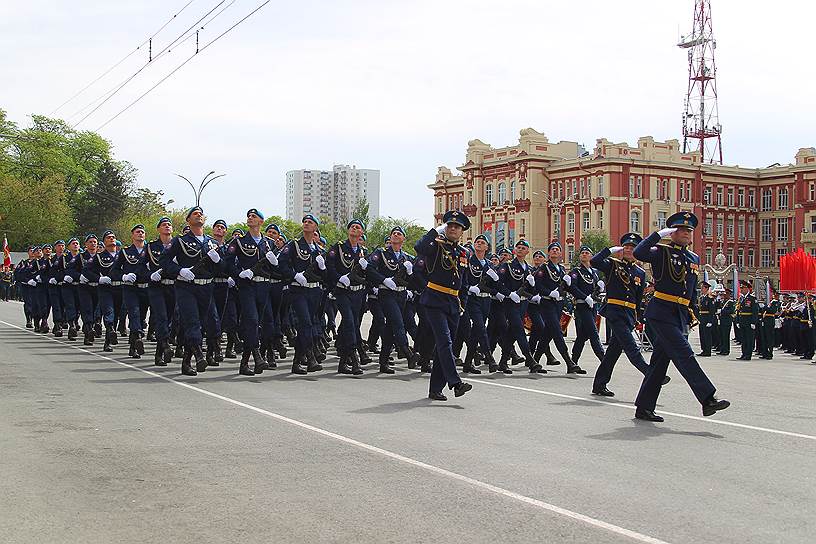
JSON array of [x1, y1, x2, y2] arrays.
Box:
[[1, 300, 814, 544]]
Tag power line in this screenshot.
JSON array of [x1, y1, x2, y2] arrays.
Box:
[[95, 0, 271, 131], [71, 0, 235, 127], [49, 0, 198, 117]]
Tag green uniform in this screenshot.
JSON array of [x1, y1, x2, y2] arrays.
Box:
[[737, 293, 759, 360], [760, 299, 780, 359], [698, 294, 715, 356], [718, 298, 734, 355]]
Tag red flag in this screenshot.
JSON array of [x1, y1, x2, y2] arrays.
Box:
[[2, 235, 10, 267]]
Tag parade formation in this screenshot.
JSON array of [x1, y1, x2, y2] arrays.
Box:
[[7, 207, 812, 421]]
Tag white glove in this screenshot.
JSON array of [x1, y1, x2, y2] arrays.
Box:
[[509, 291, 521, 303], [239, 269, 254, 280], [63, 275, 73, 284], [706, 323, 712, 328], [407, 290, 414, 301], [48, 277, 57, 285], [435, 224, 447, 235], [35, 275, 42, 283], [294, 272, 307, 286], [358, 257, 368, 270], [123, 273, 137, 283], [609, 246, 624, 254], [207, 248, 221, 263], [495, 292, 505, 302], [750, 324, 756, 330], [468, 285, 480, 295], [486, 268, 499, 281], [150, 270, 162, 282], [549, 289, 561, 300], [315, 255, 326, 270], [562, 274, 572, 286], [99, 275, 112, 285], [339, 274, 351, 287], [383, 277, 398, 290], [403, 261, 413, 275], [584, 295, 595, 306], [79, 274, 88, 284], [597, 280, 605, 291], [179, 268, 195, 281], [227, 277, 235, 288], [657, 227, 677, 238], [372, 287, 379, 295], [735, 323, 740, 329], [27, 279, 37, 286], [265, 251, 278, 266], [526, 274, 535, 286], [531, 294, 541, 304]]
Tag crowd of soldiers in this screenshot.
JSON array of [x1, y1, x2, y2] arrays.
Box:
[[7, 207, 810, 419]]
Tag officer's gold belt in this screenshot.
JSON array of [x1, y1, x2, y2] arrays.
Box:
[[738, 312, 754, 316], [427, 282, 459, 297], [607, 298, 636, 309], [653, 291, 691, 306]]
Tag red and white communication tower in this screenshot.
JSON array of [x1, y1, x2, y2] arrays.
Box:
[[678, 0, 723, 164]]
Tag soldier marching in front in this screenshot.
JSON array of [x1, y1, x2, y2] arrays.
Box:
[[146, 217, 176, 366], [86, 231, 120, 352], [112, 225, 150, 359]]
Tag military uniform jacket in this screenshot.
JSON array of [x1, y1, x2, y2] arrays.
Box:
[[762, 299, 780, 322], [60, 252, 83, 282], [159, 232, 219, 280], [366, 245, 410, 287], [590, 247, 645, 323], [719, 299, 735, 324], [462, 253, 497, 297], [533, 260, 567, 302], [86, 250, 120, 284], [112, 244, 149, 285], [698, 295, 715, 322], [567, 264, 599, 304], [227, 233, 274, 279], [146, 239, 172, 277], [14, 259, 32, 284], [326, 240, 368, 288], [413, 228, 467, 312], [496, 258, 531, 297], [737, 293, 759, 325], [634, 231, 700, 328], [277, 236, 325, 285], [46, 254, 64, 283]]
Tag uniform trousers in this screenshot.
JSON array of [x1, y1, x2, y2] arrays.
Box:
[[288, 284, 321, 352], [61, 284, 78, 323], [122, 285, 149, 334], [465, 295, 491, 355], [148, 282, 175, 341], [334, 288, 365, 355], [98, 285, 116, 329], [379, 289, 409, 357], [571, 303, 605, 363], [48, 283, 63, 323], [238, 279, 271, 350], [78, 284, 98, 329], [422, 295, 463, 394], [175, 281, 216, 348], [593, 308, 649, 391]]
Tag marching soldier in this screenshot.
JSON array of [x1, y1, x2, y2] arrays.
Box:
[[736, 280, 758, 361], [47, 240, 66, 335], [567, 245, 605, 365], [86, 231, 120, 352], [717, 288, 735, 356], [697, 281, 714, 357], [146, 217, 176, 366], [414, 210, 473, 400], [633, 212, 729, 421], [58, 237, 82, 340], [112, 225, 150, 359], [210, 219, 235, 366], [77, 234, 100, 345]]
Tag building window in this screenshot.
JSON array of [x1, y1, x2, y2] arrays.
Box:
[[559, 181, 564, 200], [636, 176, 642, 198], [716, 218, 723, 238], [810, 183, 815, 201], [630, 210, 640, 233], [467, 190, 473, 205], [629, 176, 634, 196], [582, 211, 590, 231], [810, 216, 816, 233], [520, 218, 525, 237], [716, 187, 723, 206], [705, 248, 712, 264], [553, 213, 561, 235], [657, 211, 667, 229], [761, 188, 773, 211], [738, 217, 745, 240], [510, 181, 517, 201], [485, 184, 493, 205], [597, 210, 604, 229], [567, 212, 575, 234], [568, 246, 575, 263], [761, 218, 772, 241], [680, 181, 686, 202], [727, 218, 734, 238], [521, 183, 526, 200], [738, 188, 745, 207], [748, 248, 754, 267], [777, 217, 788, 241], [748, 189, 756, 209], [704, 216, 713, 236], [498, 182, 506, 204], [597, 176, 604, 196], [761, 248, 771, 268], [779, 187, 788, 210], [703, 186, 712, 204], [727, 188, 734, 207], [579, 178, 586, 198], [737, 248, 744, 268], [777, 248, 787, 266]]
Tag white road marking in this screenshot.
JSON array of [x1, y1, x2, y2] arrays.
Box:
[[0, 319, 669, 544]]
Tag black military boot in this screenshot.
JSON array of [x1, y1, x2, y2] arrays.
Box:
[[291, 349, 308, 375], [264, 340, 277, 369], [462, 351, 481, 374], [54, 322, 63, 337], [154, 341, 165, 366], [524, 349, 546, 373], [338, 353, 354, 374], [306, 348, 323, 372], [205, 342, 216, 367], [510, 347, 525, 366], [193, 345, 208, 373], [67, 323, 77, 341], [252, 348, 268, 374], [473, 351, 484, 366], [485, 351, 500, 374], [128, 332, 141, 359], [93, 322, 102, 338], [82, 324, 94, 346], [103, 329, 114, 352], [181, 347, 197, 376], [39, 319, 50, 334], [419, 352, 432, 373], [403, 345, 419, 370], [566, 356, 587, 374], [25, 318, 33, 329], [368, 341, 380, 354], [146, 323, 155, 342], [161, 338, 173, 365], [379, 354, 395, 374], [498, 352, 515, 374], [109, 327, 119, 345], [350, 350, 364, 375], [224, 333, 237, 359], [213, 337, 224, 364], [135, 332, 145, 355], [239, 350, 255, 376], [356, 343, 372, 366], [174, 343, 184, 359], [117, 321, 127, 338], [275, 337, 287, 360]]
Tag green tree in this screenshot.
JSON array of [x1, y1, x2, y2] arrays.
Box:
[[577, 229, 613, 271], [74, 160, 134, 235], [0, 175, 74, 249], [350, 198, 370, 227]]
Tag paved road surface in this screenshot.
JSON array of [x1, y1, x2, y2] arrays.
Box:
[[1, 301, 814, 544]]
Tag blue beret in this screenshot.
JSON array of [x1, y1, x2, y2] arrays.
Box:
[[247, 208, 264, 221], [102, 230, 115, 239], [347, 218, 366, 230], [547, 241, 561, 251], [85, 233, 97, 242], [474, 234, 489, 245], [264, 223, 280, 234], [67, 237, 79, 245], [302, 214, 320, 226], [115, 240, 122, 247], [54, 240, 65, 246], [42, 244, 52, 249], [666, 211, 698, 230], [516, 239, 530, 248], [443, 209, 471, 230], [391, 226, 406, 237], [131, 224, 145, 232], [532, 250, 545, 258], [232, 228, 245, 237], [213, 219, 227, 229], [578, 245, 592, 253], [620, 232, 642, 246], [185, 206, 203, 220], [279, 232, 288, 242], [499, 247, 512, 255], [156, 216, 171, 228], [319, 236, 327, 245], [32, 245, 41, 250], [361, 233, 367, 242], [383, 234, 391, 243]]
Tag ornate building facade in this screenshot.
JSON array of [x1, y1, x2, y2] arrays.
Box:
[[428, 128, 816, 281]]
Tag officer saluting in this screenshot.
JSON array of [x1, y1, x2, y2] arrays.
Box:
[[414, 210, 473, 400], [633, 212, 730, 421]]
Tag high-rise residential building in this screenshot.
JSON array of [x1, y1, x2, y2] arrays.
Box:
[[286, 165, 380, 225], [428, 127, 816, 284]]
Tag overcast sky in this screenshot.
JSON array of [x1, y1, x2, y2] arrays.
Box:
[[3, 0, 814, 227]]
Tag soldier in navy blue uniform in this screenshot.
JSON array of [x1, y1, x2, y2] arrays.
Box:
[[531, 242, 586, 374], [227, 208, 276, 376], [262, 223, 287, 361], [590, 233, 667, 396], [633, 212, 730, 421], [496, 240, 541, 372], [146, 217, 176, 365], [367, 226, 420, 373], [210, 219, 236, 364], [17, 246, 37, 328], [159, 207, 222, 376], [86, 231, 120, 352], [112, 224, 150, 358], [326, 218, 369, 375], [58, 238, 83, 341], [567, 245, 605, 365], [46, 241, 66, 335], [364, 234, 392, 356], [697, 281, 715, 357], [77, 234, 100, 345], [277, 214, 326, 375], [414, 210, 473, 400]]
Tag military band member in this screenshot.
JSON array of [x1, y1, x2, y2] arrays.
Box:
[[736, 280, 759, 361], [717, 288, 735, 356], [567, 245, 605, 365], [633, 212, 729, 421], [760, 287, 780, 359], [697, 281, 714, 357], [414, 210, 473, 400]]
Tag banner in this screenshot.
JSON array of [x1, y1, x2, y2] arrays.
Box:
[[780, 248, 816, 292], [2, 235, 10, 267]]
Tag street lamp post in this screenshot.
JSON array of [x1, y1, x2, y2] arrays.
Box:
[[175, 171, 226, 207]]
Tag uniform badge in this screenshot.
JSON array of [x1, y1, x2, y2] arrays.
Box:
[[634, 276, 642, 285]]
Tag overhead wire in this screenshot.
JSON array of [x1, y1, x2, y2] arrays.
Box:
[[95, 0, 272, 131], [49, 0, 198, 117]]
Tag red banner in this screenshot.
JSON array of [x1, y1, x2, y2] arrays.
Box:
[[2, 235, 10, 267], [780, 248, 816, 292]]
